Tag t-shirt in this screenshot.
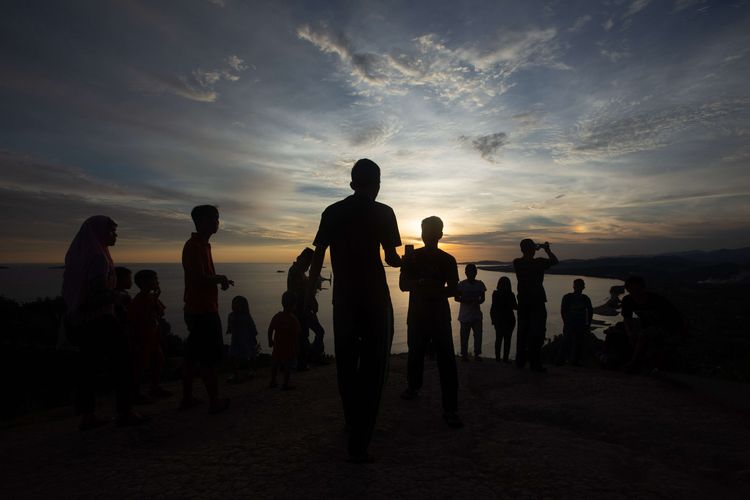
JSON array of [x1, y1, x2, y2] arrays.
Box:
[[313, 194, 401, 307], [490, 290, 517, 325], [621, 292, 681, 331], [269, 311, 301, 361], [457, 279, 486, 323], [513, 257, 556, 304], [401, 247, 459, 325], [182, 233, 218, 314], [561, 292, 593, 331]]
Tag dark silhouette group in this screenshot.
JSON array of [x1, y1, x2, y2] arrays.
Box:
[[61, 157, 686, 462]]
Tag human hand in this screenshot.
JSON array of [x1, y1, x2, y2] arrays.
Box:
[[269, 340, 274, 348]]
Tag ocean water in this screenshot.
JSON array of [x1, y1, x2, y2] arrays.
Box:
[[0, 263, 621, 355]]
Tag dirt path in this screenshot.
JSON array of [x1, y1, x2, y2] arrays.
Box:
[[2, 356, 749, 499]]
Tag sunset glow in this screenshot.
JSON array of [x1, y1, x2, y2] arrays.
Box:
[[2, 1, 749, 263]]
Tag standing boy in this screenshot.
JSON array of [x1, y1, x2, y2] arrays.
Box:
[[400, 216, 462, 428], [513, 239, 558, 372], [455, 264, 486, 361], [558, 279, 593, 366], [307, 158, 402, 463], [180, 205, 233, 414]]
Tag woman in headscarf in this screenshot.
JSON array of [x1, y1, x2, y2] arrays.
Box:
[[62, 216, 147, 430]]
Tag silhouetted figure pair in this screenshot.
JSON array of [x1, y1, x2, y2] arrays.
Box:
[[62, 216, 148, 430], [268, 291, 301, 389], [490, 276, 517, 363], [399, 216, 462, 428], [180, 205, 232, 414], [307, 159, 402, 463], [513, 239, 558, 372], [287, 248, 314, 370], [557, 279, 593, 366]]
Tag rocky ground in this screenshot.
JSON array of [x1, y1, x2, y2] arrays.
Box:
[[1, 355, 749, 499]]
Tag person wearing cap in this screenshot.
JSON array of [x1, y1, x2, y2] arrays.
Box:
[[513, 239, 558, 372], [307, 158, 402, 463]]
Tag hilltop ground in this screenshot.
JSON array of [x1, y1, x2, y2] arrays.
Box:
[[1, 355, 749, 499]]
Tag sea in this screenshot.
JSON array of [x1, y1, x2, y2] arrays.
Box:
[[0, 263, 621, 355]]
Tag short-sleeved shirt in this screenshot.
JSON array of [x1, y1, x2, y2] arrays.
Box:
[[313, 194, 401, 307], [457, 279, 487, 323], [513, 257, 555, 304], [402, 247, 458, 325], [269, 311, 301, 361], [561, 292, 593, 331], [182, 233, 218, 314], [621, 292, 681, 331]]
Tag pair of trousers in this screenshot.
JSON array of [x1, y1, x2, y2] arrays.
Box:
[[459, 319, 482, 357], [75, 314, 132, 416], [333, 298, 393, 456], [494, 319, 515, 361], [516, 302, 547, 368], [309, 313, 326, 360], [407, 321, 458, 413], [557, 325, 587, 365]]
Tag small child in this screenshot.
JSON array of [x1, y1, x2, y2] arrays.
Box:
[[455, 264, 486, 361], [558, 278, 593, 366], [128, 269, 171, 401], [113, 266, 133, 326], [268, 291, 301, 390], [490, 276, 517, 363], [226, 295, 259, 383]]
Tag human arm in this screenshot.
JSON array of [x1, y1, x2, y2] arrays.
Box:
[[586, 296, 594, 327], [267, 323, 275, 348], [384, 247, 402, 268], [541, 242, 559, 266], [306, 245, 327, 309], [183, 243, 233, 290]]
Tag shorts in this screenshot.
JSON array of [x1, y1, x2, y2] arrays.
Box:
[[184, 312, 224, 366]]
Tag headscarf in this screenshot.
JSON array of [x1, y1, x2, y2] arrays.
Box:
[[62, 216, 117, 314]]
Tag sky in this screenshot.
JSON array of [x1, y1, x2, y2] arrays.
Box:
[[1, 0, 750, 263]]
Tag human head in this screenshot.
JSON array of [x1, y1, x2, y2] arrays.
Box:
[[191, 205, 220, 235], [232, 295, 250, 314], [496, 276, 512, 293], [281, 290, 296, 310], [296, 247, 315, 270], [115, 266, 133, 290], [350, 158, 381, 200], [573, 278, 585, 293], [624, 275, 646, 299], [520, 238, 536, 257], [134, 269, 159, 292], [465, 264, 477, 280], [421, 216, 444, 246]]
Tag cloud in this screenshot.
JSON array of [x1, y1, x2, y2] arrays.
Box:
[[131, 55, 247, 102], [460, 132, 509, 161], [625, 0, 652, 17], [206, 0, 225, 6], [553, 98, 750, 162], [569, 15, 592, 32], [603, 18, 615, 30], [600, 49, 630, 62], [297, 24, 568, 108]]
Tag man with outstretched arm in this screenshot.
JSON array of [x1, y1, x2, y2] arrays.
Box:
[[513, 239, 558, 373], [307, 158, 402, 463]]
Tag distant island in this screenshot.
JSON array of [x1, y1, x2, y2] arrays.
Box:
[[474, 247, 750, 286]]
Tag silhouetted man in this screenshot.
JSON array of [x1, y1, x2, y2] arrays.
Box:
[[399, 216, 462, 428], [307, 158, 402, 463], [557, 278, 593, 366], [513, 239, 558, 372], [180, 205, 232, 414]]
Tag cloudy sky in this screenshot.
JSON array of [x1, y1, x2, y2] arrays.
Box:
[[2, 0, 749, 263]]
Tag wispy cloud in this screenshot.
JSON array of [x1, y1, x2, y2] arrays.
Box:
[[297, 24, 569, 108], [569, 15, 592, 32]]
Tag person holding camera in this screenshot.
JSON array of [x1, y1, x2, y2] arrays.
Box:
[[513, 239, 558, 372]]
